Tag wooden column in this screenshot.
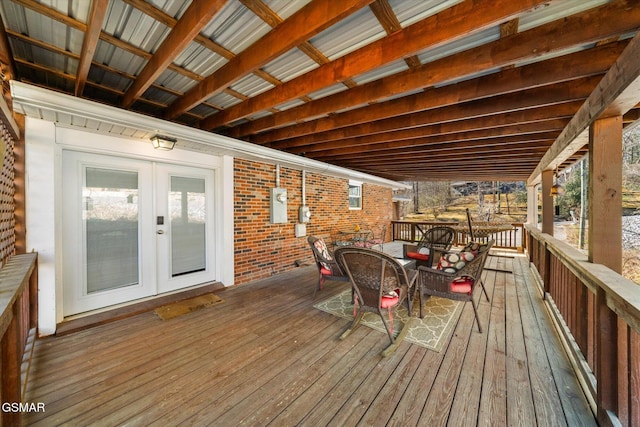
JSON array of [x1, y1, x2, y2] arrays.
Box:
[[526, 185, 537, 226], [541, 169, 554, 236], [589, 115, 622, 426], [588, 116, 623, 270]]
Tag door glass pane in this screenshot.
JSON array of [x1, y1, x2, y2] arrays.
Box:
[[170, 176, 206, 277], [84, 167, 139, 293]]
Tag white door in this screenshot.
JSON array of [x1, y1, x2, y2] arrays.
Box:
[[62, 151, 216, 316], [155, 164, 216, 293]]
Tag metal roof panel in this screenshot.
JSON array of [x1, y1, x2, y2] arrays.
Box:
[[309, 6, 386, 61], [201, 0, 271, 55], [262, 47, 319, 83]]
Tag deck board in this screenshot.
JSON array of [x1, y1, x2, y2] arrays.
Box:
[[22, 251, 595, 426]]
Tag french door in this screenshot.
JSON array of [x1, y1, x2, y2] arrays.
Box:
[[62, 151, 215, 316]]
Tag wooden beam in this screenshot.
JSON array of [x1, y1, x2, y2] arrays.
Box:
[[202, 0, 552, 130], [369, 0, 421, 69], [268, 78, 598, 148], [121, 0, 227, 108], [215, 0, 639, 134], [165, 0, 375, 119], [285, 118, 569, 156], [325, 143, 553, 165], [0, 17, 17, 83], [75, 0, 108, 97], [541, 169, 554, 236], [246, 40, 628, 143], [529, 29, 640, 185]]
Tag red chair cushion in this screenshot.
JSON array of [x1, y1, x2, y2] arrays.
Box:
[[406, 251, 429, 261], [380, 295, 399, 308], [450, 277, 474, 294], [320, 267, 332, 276]]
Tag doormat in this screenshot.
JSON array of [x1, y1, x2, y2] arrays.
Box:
[[314, 290, 462, 353], [154, 294, 224, 320]]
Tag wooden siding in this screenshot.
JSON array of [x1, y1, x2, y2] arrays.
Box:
[[23, 252, 594, 426]]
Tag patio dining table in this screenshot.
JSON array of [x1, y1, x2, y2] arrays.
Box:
[[336, 229, 373, 246]]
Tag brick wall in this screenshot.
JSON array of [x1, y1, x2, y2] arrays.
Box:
[[234, 158, 393, 285]]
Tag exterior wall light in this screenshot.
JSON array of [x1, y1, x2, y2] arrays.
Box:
[[550, 165, 564, 196], [150, 134, 177, 150]]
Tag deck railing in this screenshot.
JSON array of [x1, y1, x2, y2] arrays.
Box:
[[526, 225, 640, 427], [0, 253, 38, 426], [391, 220, 524, 250]]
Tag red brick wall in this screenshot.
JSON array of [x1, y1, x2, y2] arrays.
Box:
[[234, 158, 393, 285]]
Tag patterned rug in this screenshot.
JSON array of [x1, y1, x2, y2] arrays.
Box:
[[314, 290, 462, 353]]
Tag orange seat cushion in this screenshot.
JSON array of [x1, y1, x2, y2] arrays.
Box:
[[320, 267, 332, 275], [406, 252, 429, 261]]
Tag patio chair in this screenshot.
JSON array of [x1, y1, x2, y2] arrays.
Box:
[[307, 235, 350, 298], [416, 240, 494, 332], [335, 246, 417, 357], [365, 223, 388, 251], [403, 226, 455, 268]]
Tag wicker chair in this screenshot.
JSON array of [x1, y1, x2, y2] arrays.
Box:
[[416, 240, 494, 332], [403, 226, 456, 268], [335, 246, 417, 357], [308, 235, 350, 298]]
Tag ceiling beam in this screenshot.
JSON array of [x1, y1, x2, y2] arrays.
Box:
[[316, 134, 557, 163], [164, 0, 375, 119], [298, 121, 566, 157], [269, 77, 599, 148], [75, 0, 108, 97], [201, 0, 552, 130], [528, 29, 640, 185], [121, 0, 228, 108], [243, 38, 629, 143]]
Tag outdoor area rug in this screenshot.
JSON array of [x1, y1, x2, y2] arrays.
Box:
[[314, 290, 462, 353], [154, 293, 224, 320]]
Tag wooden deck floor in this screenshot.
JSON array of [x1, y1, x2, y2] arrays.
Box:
[[23, 252, 596, 426]]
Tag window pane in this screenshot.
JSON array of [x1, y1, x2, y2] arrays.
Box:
[[349, 184, 362, 209], [84, 168, 139, 293], [170, 176, 206, 277]]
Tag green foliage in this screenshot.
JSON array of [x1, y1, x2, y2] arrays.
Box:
[[556, 165, 585, 219]]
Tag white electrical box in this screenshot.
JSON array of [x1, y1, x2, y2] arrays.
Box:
[[299, 205, 311, 223], [270, 187, 288, 223], [295, 223, 307, 237]]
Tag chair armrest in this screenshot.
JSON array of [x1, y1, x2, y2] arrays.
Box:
[[417, 266, 456, 293], [403, 243, 418, 257]]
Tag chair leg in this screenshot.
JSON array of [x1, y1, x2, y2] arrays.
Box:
[[470, 299, 482, 333], [381, 316, 413, 358], [479, 279, 490, 302], [312, 275, 323, 299], [340, 310, 364, 340], [419, 287, 425, 319]]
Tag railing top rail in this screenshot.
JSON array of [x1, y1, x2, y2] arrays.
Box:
[[0, 253, 37, 336], [526, 224, 640, 335], [392, 220, 525, 226]]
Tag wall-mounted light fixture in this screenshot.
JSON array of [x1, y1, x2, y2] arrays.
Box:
[[550, 165, 564, 196], [150, 134, 177, 150]]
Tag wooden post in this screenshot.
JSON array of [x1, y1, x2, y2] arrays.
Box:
[[588, 116, 622, 270], [1, 306, 21, 427], [589, 116, 623, 425], [541, 169, 554, 236]]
